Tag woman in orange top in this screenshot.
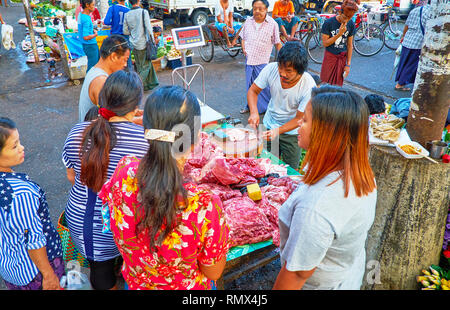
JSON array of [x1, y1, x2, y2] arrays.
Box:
[[272, 0, 300, 41]]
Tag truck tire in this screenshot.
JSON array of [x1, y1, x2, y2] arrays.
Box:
[[191, 9, 209, 26]]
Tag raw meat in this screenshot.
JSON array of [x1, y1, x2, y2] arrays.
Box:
[[196, 183, 242, 201], [222, 196, 274, 247], [201, 157, 267, 186], [187, 132, 223, 168]]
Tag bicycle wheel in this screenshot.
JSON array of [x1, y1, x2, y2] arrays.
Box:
[[306, 32, 325, 64], [353, 24, 385, 57], [226, 37, 241, 57], [198, 27, 214, 62], [383, 22, 402, 50]]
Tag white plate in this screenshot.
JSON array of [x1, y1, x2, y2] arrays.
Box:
[[395, 141, 429, 159]]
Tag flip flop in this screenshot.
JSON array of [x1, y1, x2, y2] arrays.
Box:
[[394, 86, 411, 91]]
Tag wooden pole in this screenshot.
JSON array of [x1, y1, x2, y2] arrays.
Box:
[[405, 0, 450, 146], [22, 0, 40, 64]]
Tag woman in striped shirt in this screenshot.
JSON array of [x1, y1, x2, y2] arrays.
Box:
[[62, 70, 149, 290], [0, 117, 64, 290]]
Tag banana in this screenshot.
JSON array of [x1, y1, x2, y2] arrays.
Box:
[[422, 269, 431, 276]]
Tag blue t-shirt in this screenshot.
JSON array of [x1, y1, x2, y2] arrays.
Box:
[[78, 13, 97, 45], [321, 17, 355, 55], [104, 4, 130, 35]]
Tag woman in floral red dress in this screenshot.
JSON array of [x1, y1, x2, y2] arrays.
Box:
[[99, 86, 230, 290]]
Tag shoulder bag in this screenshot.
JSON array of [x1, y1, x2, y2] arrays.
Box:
[[142, 9, 157, 60]]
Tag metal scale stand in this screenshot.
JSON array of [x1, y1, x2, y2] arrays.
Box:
[[170, 26, 207, 105]]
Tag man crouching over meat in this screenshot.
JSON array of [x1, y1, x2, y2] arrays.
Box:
[[247, 41, 316, 170]]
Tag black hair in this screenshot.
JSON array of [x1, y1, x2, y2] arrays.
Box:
[[79, 70, 143, 192], [84, 105, 99, 121], [136, 85, 201, 250], [129, 0, 139, 6], [99, 35, 130, 59], [81, 0, 94, 9], [277, 41, 308, 75], [252, 0, 269, 8], [0, 117, 16, 153], [364, 94, 385, 115], [152, 26, 162, 34]]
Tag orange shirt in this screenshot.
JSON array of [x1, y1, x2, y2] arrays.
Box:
[[272, 1, 295, 17]]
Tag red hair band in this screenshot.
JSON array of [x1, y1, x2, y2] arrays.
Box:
[[98, 108, 116, 120]]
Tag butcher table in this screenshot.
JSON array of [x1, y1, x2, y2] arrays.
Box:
[[215, 149, 301, 290]]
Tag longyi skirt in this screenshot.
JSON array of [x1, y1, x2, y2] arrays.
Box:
[[395, 46, 421, 86]]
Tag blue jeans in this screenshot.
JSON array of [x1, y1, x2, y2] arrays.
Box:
[[83, 43, 100, 73], [275, 16, 300, 35]]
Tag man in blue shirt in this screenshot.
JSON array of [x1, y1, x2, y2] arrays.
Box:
[[103, 0, 130, 35], [103, 0, 133, 69]]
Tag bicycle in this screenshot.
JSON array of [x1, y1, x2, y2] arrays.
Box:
[[198, 13, 245, 62], [273, 10, 326, 64], [352, 4, 385, 57], [379, 4, 405, 50]]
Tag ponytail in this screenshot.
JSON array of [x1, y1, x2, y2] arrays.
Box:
[[79, 117, 116, 192]]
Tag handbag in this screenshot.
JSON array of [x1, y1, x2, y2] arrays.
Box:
[[142, 9, 157, 60], [57, 211, 90, 268]]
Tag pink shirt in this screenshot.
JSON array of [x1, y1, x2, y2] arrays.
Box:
[[239, 15, 281, 66]]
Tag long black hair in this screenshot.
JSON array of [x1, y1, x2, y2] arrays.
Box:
[[136, 85, 201, 250], [79, 70, 143, 192]]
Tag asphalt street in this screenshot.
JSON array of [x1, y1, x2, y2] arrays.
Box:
[[0, 5, 412, 290]]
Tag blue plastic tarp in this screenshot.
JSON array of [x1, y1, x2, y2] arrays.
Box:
[[63, 29, 111, 59]]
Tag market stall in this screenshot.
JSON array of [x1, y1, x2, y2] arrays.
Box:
[[196, 106, 301, 289]]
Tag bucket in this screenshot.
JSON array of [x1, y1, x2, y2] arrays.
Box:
[[426, 140, 449, 159]]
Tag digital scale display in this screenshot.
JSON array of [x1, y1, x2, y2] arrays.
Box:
[[171, 26, 205, 50]]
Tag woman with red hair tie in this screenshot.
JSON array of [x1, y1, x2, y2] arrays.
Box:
[[320, 0, 359, 86], [273, 85, 377, 290]]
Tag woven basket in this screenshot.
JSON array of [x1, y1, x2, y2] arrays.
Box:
[[152, 56, 163, 72], [57, 211, 90, 268]]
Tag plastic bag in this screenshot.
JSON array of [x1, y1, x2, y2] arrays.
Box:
[[60, 270, 91, 290]]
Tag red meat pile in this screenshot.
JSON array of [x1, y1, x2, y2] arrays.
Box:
[[184, 132, 299, 247]]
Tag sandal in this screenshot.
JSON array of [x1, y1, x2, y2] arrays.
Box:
[[240, 107, 249, 114], [394, 86, 411, 91]]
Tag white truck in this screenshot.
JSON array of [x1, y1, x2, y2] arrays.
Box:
[[147, 0, 277, 26]]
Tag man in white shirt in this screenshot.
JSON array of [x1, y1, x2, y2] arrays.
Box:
[[215, 0, 242, 47], [247, 41, 316, 169]]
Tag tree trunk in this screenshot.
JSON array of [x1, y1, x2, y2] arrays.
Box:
[[362, 145, 450, 290], [22, 0, 40, 64], [406, 0, 450, 146]]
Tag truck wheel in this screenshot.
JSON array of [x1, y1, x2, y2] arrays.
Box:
[[191, 10, 209, 26]]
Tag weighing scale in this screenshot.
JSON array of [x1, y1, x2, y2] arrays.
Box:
[[170, 26, 207, 105], [170, 26, 224, 128]]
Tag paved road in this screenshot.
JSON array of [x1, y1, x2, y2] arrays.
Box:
[[0, 5, 411, 290]]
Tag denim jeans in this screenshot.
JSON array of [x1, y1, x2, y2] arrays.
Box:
[[83, 43, 100, 73]]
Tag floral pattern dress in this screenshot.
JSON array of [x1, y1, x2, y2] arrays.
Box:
[[99, 156, 230, 290]]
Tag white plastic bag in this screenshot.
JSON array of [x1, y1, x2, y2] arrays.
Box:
[[60, 270, 91, 290], [2, 24, 16, 50]]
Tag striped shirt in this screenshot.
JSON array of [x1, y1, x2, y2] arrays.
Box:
[[62, 121, 149, 261], [239, 15, 281, 66], [0, 172, 62, 286]]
